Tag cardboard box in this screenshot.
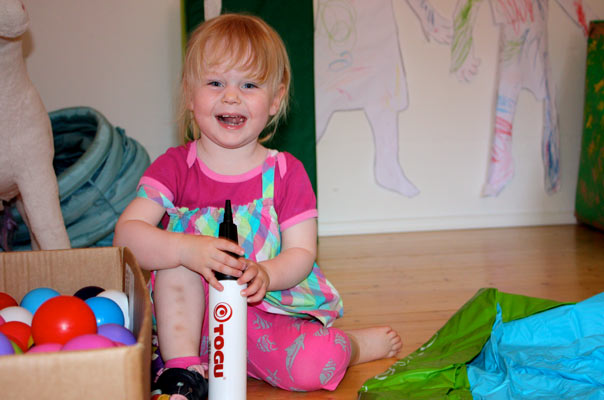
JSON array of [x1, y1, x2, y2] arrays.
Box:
[[0, 247, 152, 399]]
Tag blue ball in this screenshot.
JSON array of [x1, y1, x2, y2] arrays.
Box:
[[85, 297, 125, 327], [20, 287, 60, 315]]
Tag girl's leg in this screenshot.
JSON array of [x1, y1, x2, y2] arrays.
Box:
[[344, 326, 402, 365], [246, 309, 402, 391], [154, 266, 206, 371], [247, 309, 351, 391]]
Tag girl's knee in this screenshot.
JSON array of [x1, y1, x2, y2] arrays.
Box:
[[285, 336, 351, 391], [286, 353, 348, 391], [247, 315, 352, 391]]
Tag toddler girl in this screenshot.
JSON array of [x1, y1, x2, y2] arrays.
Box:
[[114, 13, 401, 399]]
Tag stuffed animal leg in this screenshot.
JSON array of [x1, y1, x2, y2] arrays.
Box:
[[0, 0, 69, 250]]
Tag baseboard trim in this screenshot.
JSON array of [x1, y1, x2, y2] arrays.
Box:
[[318, 211, 577, 236]]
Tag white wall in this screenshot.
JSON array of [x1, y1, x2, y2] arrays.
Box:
[[22, 0, 182, 161], [316, 1, 603, 235], [20, 1, 603, 236]]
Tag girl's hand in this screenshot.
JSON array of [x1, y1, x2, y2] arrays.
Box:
[[179, 234, 246, 291], [238, 259, 270, 303]]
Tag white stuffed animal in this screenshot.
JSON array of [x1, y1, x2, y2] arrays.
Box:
[[0, 0, 70, 250]]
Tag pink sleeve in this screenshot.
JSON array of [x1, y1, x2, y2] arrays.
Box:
[[138, 176, 174, 202], [275, 153, 318, 231], [137, 145, 188, 202]]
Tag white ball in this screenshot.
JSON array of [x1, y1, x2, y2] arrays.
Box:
[[0, 306, 33, 325], [97, 289, 129, 328]]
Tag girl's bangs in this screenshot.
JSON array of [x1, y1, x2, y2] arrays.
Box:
[[200, 35, 274, 85]]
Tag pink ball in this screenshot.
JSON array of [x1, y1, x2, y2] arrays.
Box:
[[27, 342, 62, 354], [62, 334, 116, 351]]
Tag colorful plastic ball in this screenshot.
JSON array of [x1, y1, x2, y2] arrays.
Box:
[[10, 340, 22, 354], [85, 297, 125, 327], [31, 295, 97, 345], [0, 321, 32, 352], [0, 332, 14, 355], [97, 289, 130, 328], [0, 292, 18, 311], [62, 334, 116, 351], [97, 323, 136, 346], [20, 287, 60, 315], [0, 306, 33, 325], [73, 286, 105, 300], [27, 342, 62, 354]]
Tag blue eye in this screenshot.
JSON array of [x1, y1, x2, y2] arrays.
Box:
[[242, 82, 258, 89], [208, 80, 222, 87]]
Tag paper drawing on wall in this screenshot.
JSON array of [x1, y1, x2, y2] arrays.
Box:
[[450, 0, 597, 197], [204, 0, 221, 20], [314, 0, 452, 197]]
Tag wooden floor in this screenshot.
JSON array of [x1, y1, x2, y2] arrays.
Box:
[[247, 224, 604, 399]]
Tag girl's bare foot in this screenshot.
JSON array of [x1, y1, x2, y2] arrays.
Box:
[[345, 326, 402, 366]]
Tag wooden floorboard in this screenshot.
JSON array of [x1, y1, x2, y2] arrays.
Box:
[[247, 224, 604, 399]]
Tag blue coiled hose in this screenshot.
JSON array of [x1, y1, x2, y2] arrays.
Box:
[[7, 106, 150, 250]]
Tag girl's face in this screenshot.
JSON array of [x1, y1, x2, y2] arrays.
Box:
[[189, 62, 283, 151]]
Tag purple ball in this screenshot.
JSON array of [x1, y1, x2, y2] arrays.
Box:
[[0, 332, 15, 355], [97, 323, 137, 346]]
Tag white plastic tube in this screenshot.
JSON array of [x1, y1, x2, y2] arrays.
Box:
[[209, 280, 247, 399]]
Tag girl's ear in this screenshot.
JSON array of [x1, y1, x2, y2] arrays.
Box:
[[269, 84, 286, 116]]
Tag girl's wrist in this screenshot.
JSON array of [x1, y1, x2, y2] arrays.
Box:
[[260, 263, 272, 292], [261, 264, 270, 292]]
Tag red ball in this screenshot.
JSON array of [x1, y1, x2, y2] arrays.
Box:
[[0, 292, 18, 311], [31, 295, 97, 345], [0, 321, 31, 352]]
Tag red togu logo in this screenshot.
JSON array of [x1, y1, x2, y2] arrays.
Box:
[[212, 302, 232, 378], [213, 302, 233, 322]]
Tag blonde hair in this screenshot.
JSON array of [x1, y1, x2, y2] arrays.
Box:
[[178, 13, 291, 143]]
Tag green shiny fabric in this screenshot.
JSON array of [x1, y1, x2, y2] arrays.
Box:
[[358, 288, 569, 399]]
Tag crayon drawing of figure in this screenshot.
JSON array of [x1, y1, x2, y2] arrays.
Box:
[[315, 0, 452, 197], [451, 0, 597, 196]]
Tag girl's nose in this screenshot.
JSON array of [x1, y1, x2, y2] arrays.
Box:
[[222, 87, 241, 105]]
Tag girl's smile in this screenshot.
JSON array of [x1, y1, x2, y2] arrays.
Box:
[[216, 114, 247, 128]]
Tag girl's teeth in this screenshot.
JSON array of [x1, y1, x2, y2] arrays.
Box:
[[219, 115, 246, 125]]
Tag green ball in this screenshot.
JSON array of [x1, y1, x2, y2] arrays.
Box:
[[10, 340, 23, 354]]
